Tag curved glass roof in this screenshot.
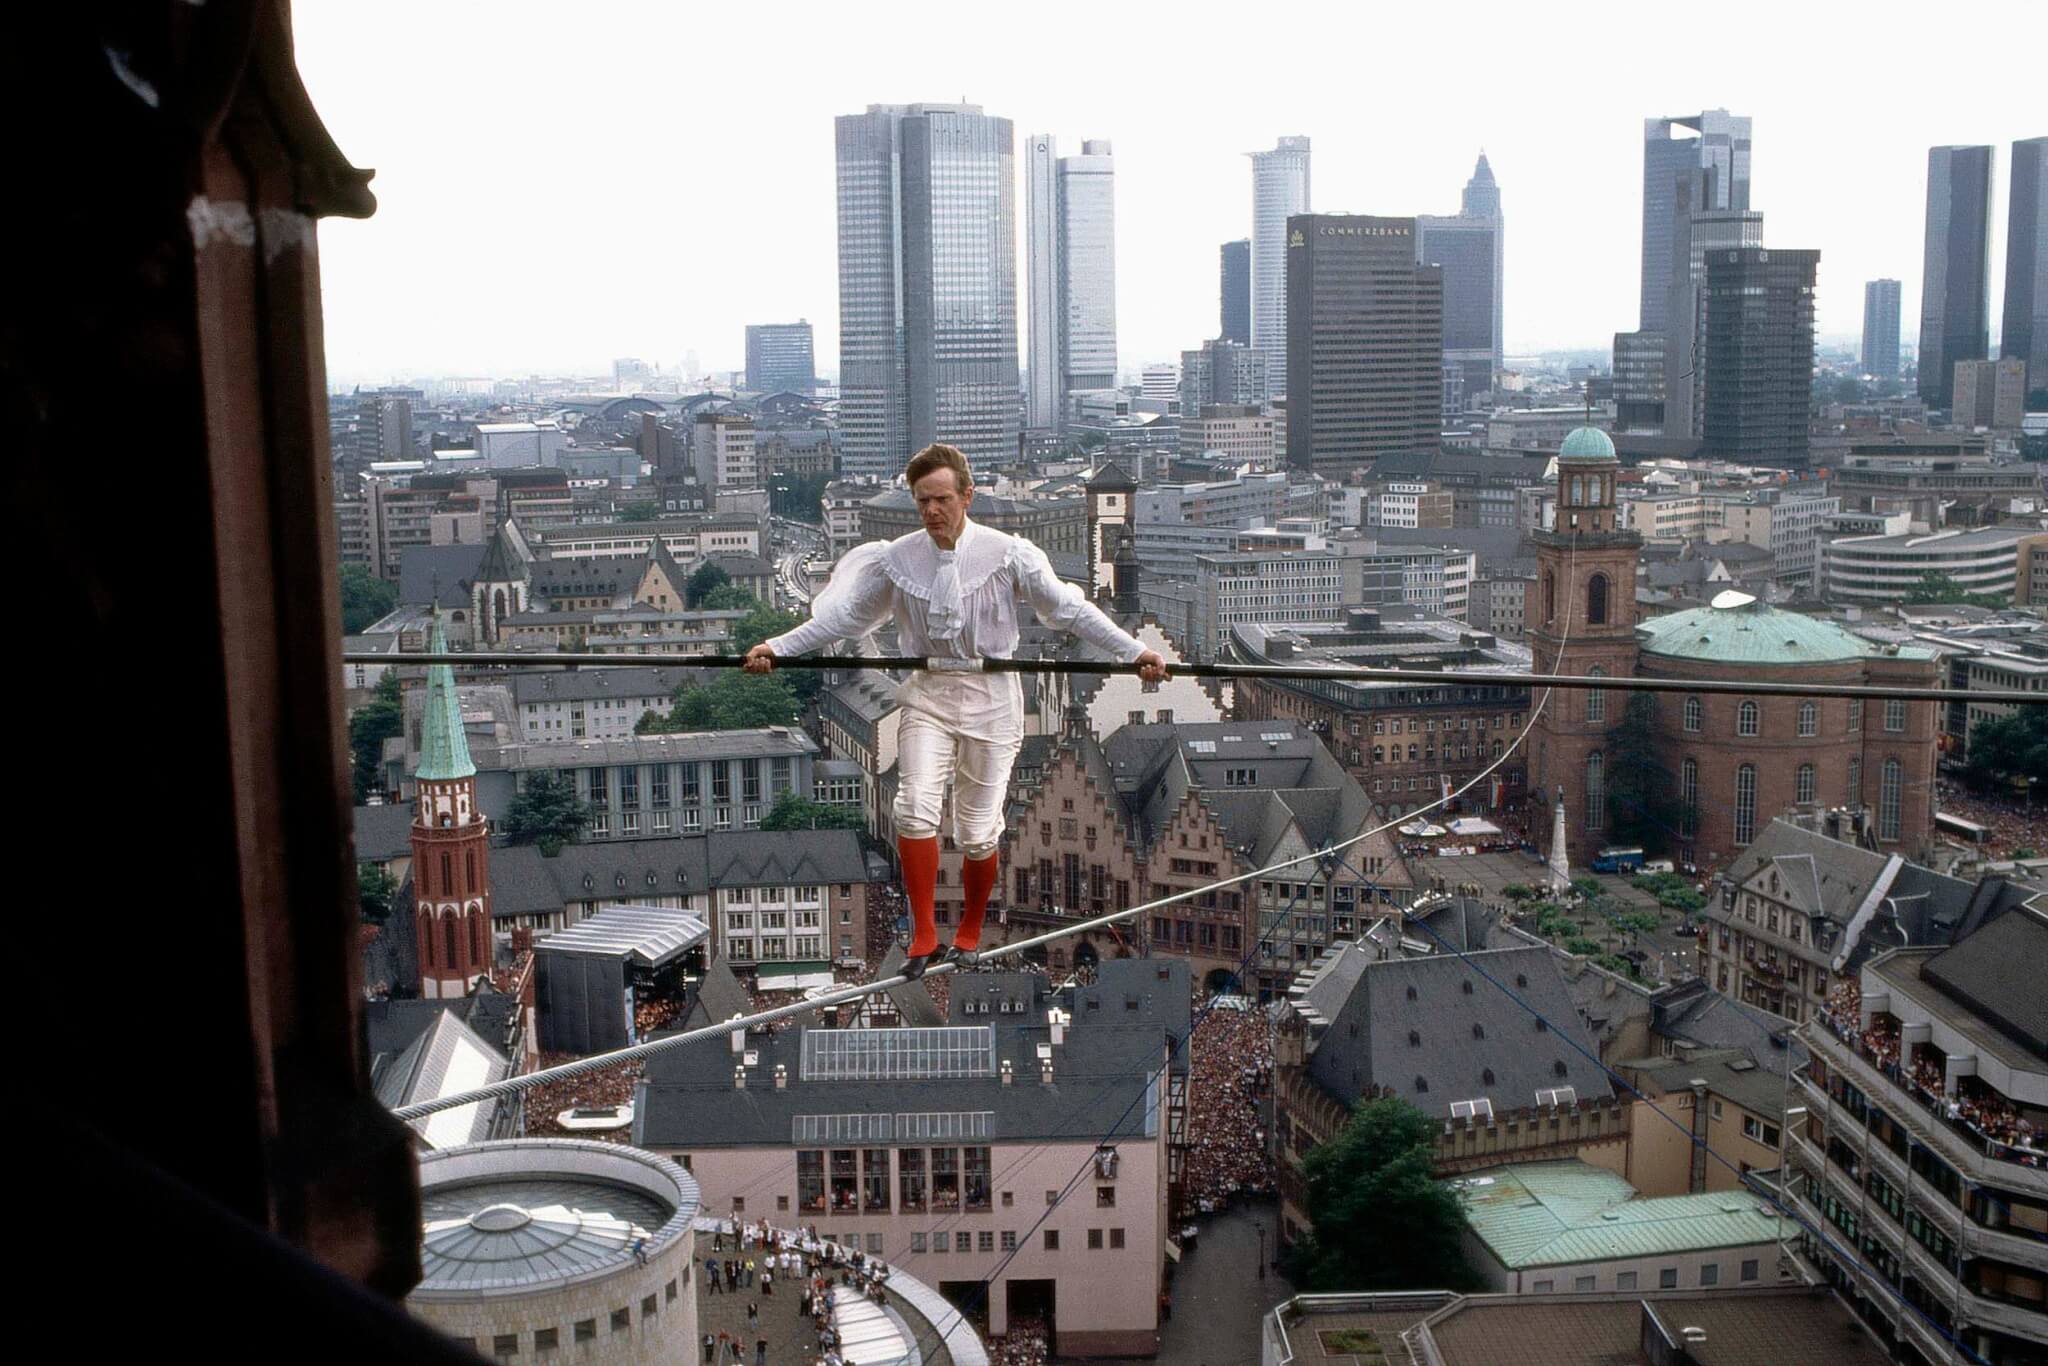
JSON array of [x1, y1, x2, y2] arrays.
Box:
[[418, 1176, 672, 1291], [1637, 596, 1875, 665]]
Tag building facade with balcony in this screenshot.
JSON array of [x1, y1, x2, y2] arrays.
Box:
[[1788, 906, 2047, 1366], [634, 961, 1189, 1357]]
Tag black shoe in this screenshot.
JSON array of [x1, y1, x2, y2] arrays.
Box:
[[900, 954, 932, 981], [942, 945, 981, 969]]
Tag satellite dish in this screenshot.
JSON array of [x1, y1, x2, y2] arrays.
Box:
[[1710, 589, 1756, 611]]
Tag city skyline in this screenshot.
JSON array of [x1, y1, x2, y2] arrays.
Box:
[[293, 1, 2041, 384]]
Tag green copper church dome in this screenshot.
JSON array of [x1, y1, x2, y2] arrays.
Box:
[[1558, 426, 1616, 462], [1637, 591, 1876, 666]]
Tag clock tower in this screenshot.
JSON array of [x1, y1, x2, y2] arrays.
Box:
[[1528, 425, 1641, 864]]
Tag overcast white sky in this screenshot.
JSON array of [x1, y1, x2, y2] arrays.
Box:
[[295, 0, 2043, 388]]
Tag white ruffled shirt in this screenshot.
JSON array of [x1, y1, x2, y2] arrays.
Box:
[[764, 519, 1146, 730]]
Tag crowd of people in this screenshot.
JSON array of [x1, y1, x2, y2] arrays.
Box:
[[1818, 983, 2041, 1166], [1181, 1003, 1277, 1213], [1933, 781, 2046, 860], [987, 1311, 1052, 1366], [704, 1220, 902, 1366], [523, 1049, 639, 1141]]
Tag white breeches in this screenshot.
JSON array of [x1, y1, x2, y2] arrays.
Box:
[[893, 697, 1022, 858]]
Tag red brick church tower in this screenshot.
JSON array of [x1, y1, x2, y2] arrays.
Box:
[[412, 610, 492, 998], [1528, 425, 1642, 864]]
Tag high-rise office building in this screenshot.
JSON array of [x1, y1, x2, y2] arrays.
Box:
[[1861, 280, 1902, 379], [1664, 177, 1765, 439], [1612, 330, 1666, 431], [2001, 136, 2046, 392], [1699, 246, 1818, 468], [836, 103, 1019, 479], [1918, 144, 1995, 409], [1220, 239, 1250, 345], [1640, 110, 1752, 333], [1416, 152, 1505, 414], [1178, 338, 1269, 416], [744, 321, 816, 395], [1249, 137, 1312, 395], [1953, 356, 2028, 431], [1025, 135, 1119, 431], [1284, 214, 1442, 481]]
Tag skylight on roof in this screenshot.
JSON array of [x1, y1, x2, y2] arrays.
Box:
[[801, 1026, 995, 1081], [1260, 731, 1293, 741], [1188, 740, 1216, 753]]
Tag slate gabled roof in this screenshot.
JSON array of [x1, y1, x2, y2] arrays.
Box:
[[487, 830, 870, 922], [1307, 946, 1613, 1119], [1919, 906, 2048, 1056]]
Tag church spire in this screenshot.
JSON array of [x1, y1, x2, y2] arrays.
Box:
[[416, 607, 475, 782]]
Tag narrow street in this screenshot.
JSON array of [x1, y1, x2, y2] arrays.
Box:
[[1138, 1199, 1295, 1366]]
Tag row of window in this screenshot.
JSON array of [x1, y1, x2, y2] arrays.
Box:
[[1683, 696, 1904, 737], [1675, 757, 1903, 844], [469, 1276, 682, 1358], [577, 758, 797, 810], [1526, 1259, 1760, 1295]]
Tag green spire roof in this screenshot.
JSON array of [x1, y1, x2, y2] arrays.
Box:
[[1558, 426, 1616, 462], [415, 609, 476, 782]]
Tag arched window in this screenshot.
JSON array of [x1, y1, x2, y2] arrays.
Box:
[[1570, 475, 1584, 505], [493, 588, 507, 623], [1585, 752, 1606, 831], [471, 910, 486, 963], [1683, 696, 1701, 732], [444, 916, 459, 969], [441, 853, 452, 891], [1543, 572, 1555, 625], [1734, 765, 1757, 845], [1585, 666, 1606, 722], [1680, 757, 1699, 837], [1408, 744, 1419, 761], [466, 849, 477, 886], [1880, 760, 1902, 842], [1848, 756, 1862, 805], [1737, 701, 1759, 737], [1797, 702, 1817, 738], [1797, 764, 1815, 804], [419, 915, 434, 968], [1586, 574, 1609, 626], [1373, 746, 1383, 763]]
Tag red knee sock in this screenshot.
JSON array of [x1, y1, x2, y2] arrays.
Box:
[[898, 835, 941, 956], [956, 853, 999, 952]]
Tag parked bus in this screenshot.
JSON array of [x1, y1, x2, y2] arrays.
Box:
[[1591, 846, 1646, 874]]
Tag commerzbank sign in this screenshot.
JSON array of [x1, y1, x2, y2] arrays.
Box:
[[1289, 223, 1411, 245]]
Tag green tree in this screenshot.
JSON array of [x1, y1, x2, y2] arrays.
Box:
[[1604, 692, 1675, 852], [760, 791, 865, 832], [349, 670, 403, 803], [501, 769, 593, 847], [1963, 707, 2048, 791], [359, 862, 396, 926], [686, 561, 731, 607], [1905, 570, 2008, 610], [642, 673, 800, 732], [338, 562, 398, 635], [1564, 935, 1603, 956], [1290, 1097, 1476, 1292], [1570, 876, 1605, 905], [699, 584, 759, 611], [1500, 883, 1537, 903], [617, 501, 659, 522]]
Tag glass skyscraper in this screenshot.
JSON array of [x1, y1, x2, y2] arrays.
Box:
[[836, 103, 1018, 478], [1219, 239, 1250, 345], [1640, 110, 1752, 333], [1024, 135, 1118, 431], [1862, 279, 1902, 379], [1918, 144, 1995, 409], [1249, 137, 1311, 396], [2002, 137, 2045, 394], [1417, 152, 1505, 415]]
